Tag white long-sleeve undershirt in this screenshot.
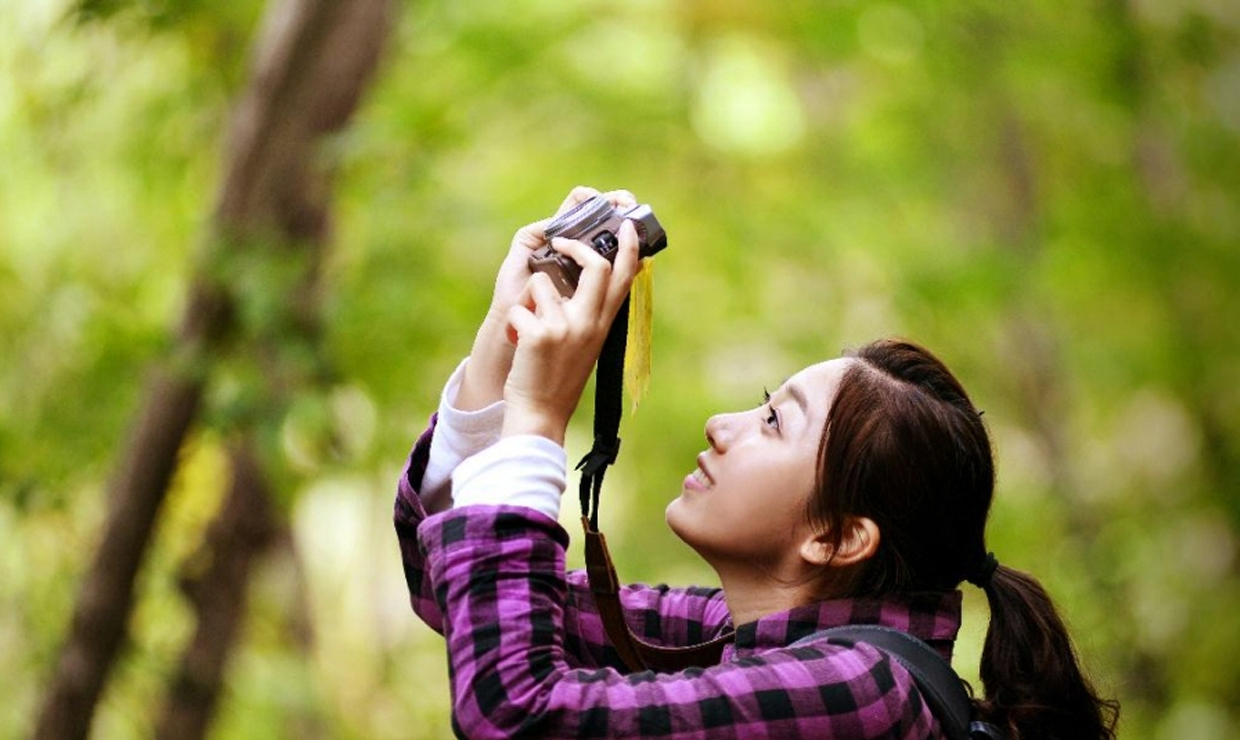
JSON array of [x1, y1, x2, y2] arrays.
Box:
[[421, 358, 566, 521]]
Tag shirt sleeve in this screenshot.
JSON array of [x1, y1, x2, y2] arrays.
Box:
[[395, 419, 445, 632], [397, 425, 732, 659], [451, 434, 566, 520], [395, 377, 731, 654], [418, 507, 940, 740], [421, 358, 506, 513]]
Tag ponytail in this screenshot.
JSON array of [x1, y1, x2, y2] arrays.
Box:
[[823, 340, 1120, 739], [975, 565, 1119, 740]]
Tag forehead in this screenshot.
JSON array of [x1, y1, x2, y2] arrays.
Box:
[[784, 357, 854, 417], [787, 357, 853, 395]]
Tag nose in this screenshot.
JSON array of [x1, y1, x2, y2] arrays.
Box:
[[704, 412, 737, 452]]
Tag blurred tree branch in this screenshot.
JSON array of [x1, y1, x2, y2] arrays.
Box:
[[31, 2, 393, 739], [156, 438, 278, 740]]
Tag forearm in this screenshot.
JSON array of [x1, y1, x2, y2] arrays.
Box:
[[421, 357, 506, 511], [425, 508, 572, 736], [444, 426, 730, 658], [454, 313, 514, 412], [399, 358, 563, 634]]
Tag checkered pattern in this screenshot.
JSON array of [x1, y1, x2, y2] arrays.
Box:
[[395, 422, 964, 739]]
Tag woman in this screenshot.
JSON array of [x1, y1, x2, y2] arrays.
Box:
[[394, 187, 1119, 739]]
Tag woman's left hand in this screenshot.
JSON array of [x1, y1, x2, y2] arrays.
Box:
[[500, 220, 641, 444]]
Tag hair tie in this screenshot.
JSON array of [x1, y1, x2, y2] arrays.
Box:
[[966, 552, 999, 588]]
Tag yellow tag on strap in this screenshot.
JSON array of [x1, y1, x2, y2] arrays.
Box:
[[624, 260, 654, 414]]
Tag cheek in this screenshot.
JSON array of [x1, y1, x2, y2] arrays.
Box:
[[742, 458, 818, 538], [666, 464, 815, 559], [737, 486, 812, 545]]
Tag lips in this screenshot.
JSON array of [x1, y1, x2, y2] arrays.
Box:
[[696, 454, 714, 482], [682, 453, 715, 492]]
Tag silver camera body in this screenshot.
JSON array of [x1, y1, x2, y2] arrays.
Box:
[[528, 195, 668, 297]]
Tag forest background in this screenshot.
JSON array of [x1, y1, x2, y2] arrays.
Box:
[[3, 0, 1238, 738]]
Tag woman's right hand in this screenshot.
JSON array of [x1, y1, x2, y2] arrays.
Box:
[[501, 222, 641, 444], [455, 186, 637, 411]]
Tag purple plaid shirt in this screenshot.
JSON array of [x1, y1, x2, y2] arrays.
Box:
[[395, 422, 964, 740]]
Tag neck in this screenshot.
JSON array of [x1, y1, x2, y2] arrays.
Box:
[[716, 564, 828, 627]]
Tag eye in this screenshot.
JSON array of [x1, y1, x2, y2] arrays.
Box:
[[762, 388, 781, 431]]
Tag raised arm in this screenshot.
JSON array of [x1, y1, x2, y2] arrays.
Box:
[[395, 417, 732, 658]]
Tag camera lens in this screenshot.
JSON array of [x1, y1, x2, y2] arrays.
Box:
[[592, 232, 618, 255], [545, 195, 613, 242]]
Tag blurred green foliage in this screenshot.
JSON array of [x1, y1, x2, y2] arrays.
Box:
[[2, 0, 1238, 738]]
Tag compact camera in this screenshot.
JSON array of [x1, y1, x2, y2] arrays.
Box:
[[528, 194, 668, 297]]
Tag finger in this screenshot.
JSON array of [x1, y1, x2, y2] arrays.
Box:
[[513, 216, 555, 251], [507, 273, 561, 332], [604, 220, 641, 312], [550, 237, 612, 313], [602, 189, 637, 210], [506, 304, 538, 345], [514, 270, 564, 317], [555, 186, 602, 217], [528, 271, 567, 321]]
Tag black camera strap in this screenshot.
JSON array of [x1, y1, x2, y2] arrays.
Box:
[[579, 296, 734, 673], [576, 297, 628, 531]]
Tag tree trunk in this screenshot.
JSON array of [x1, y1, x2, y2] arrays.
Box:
[[155, 440, 278, 740], [31, 276, 230, 740], [157, 2, 394, 737], [31, 2, 393, 739]]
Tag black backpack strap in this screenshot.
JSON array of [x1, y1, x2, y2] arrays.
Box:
[[795, 625, 1004, 740]]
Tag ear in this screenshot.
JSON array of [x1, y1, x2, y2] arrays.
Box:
[[798, 516, 881, 568]]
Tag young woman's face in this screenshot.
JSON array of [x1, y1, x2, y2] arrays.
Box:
[[666, 357, 853, 572]]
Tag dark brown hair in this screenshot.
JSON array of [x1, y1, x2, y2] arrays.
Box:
[[809, 338, 1119, 740]]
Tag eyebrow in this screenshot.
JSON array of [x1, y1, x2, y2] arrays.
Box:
[[782, 382, 809, 419]]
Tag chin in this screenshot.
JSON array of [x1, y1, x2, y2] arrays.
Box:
[[667, 498, 717, 561], [664, 512, 727, 572], [664, 498, 682, 531], [664, 497, 691, 543]]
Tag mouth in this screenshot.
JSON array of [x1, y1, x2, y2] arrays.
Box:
[[682, 453, 714, 492]]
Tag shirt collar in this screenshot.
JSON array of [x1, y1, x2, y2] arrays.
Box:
[[726, 590, 963, 660]]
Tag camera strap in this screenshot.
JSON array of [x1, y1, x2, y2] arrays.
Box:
[[579, 296, 734, 673]]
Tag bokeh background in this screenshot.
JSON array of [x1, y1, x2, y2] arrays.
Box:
[[3, 0, 1239, 738]]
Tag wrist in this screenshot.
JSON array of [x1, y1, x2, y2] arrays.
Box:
[[457, 319, 515, 412], [501, 406, 567, 446]]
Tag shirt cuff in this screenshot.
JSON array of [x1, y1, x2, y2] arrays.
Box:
[[451, 435, 567, 521], [422, 358, 505, 511]]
